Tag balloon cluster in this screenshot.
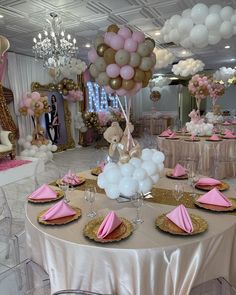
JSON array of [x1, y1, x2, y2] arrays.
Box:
[[97, 149, 165, 199], [149, 76, 171, 88], [63, 89, 83, 103], [56, 78, 80, 97], [155, 49, 175, 69], [186, 121, 213, 136], [18, 135, 57, 162], [172, 58, 205, 77], [209, 82, 225, 104], [61, 58, 87, 77], [88, 24, 156, 96], [83, 112, 100, 129], [19, 92, 49, 117], [161, 4, 236, 49], [188, 74, 212, 100], [213, 67, 236, 83], [75, 112, 88, 133]]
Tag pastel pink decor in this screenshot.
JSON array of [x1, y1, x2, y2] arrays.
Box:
[[132, 31, 145, 43], [118, 27, 132, 39], [224, 133, 236, 139], [83, 69, 91, 83], [197, 188, 232, 207], [98, 161, 106, 171], [106, 64, 120, 78], [166, 205, 193, 233], [224, 129, 233, 135], [168, 132, 177, 138], [209, 134, 220, 141], [42, 200, 76, 221], [29, 184, 57, 200], [190, 134, 196, 140], [160, 131, 170, 137], [62, 170, 82, 185], [223, 121, 231, 125], [172, 164, 187, 177], [97, 211, 122, 239], [232, 119, 236, 124], [0, 159, 31, 172], [196, 177, 221, 186]]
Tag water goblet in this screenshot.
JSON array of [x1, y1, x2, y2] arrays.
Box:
[[58, 181, 70, 203], [131, 193, 144, 224], [84, 186, 96, 218], [172, 183, 184, 201]]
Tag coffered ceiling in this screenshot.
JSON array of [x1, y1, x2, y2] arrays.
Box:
[[0, 0, 235, 72]]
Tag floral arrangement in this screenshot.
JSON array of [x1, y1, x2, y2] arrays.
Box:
[[209, 82, 225, 105], [97, 107, 124, 127], [19, 92, 49, 116]]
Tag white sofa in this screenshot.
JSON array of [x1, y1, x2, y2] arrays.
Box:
[[0, 130, 15, 159]]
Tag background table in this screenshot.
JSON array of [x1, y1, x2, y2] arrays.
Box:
[[26, 170, 236, 295], [157, 136, 236, 179]]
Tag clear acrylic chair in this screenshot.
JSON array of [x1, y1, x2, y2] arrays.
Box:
[[52, 290, 112, 295], [0, 258, 50, 294], [0, 186, 25, 267], [34, 160, 61, 188]]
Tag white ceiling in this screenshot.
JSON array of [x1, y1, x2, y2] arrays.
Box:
[[0, 0, 235, 73]]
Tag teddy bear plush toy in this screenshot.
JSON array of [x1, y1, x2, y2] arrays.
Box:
[[103, 121, 141, 164]]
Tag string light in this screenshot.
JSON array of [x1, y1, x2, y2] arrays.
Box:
[[87, 82, 119, 112]]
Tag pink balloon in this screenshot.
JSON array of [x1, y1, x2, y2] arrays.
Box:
[[104, 85, 114, 94], [24, 98, 32, 107], [116, 88, 127, 96], [27, 109, 34, 116], [31, 92, 40, 100], [118, 27, 132, 39], [104, 32, 116, 46], [106, 64, 120, 78], [132, 31, 145, 43], [120, 65, 134, 80], [124, 38, 138, 52], [88, 48, 98, 63], [110, 34, 125, 51]]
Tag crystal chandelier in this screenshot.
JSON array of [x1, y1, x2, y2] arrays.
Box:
[[32, 12, 78, 69]]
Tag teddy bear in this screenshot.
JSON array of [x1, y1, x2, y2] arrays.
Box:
[[213, 104, 222, 116], [103, 121, 141, 164]]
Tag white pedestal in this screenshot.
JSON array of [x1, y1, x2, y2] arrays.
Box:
[[0, 156, 45, 186]]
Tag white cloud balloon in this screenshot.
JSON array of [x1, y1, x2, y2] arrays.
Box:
[[160, 3, 236, 49], [213, 67, 236, 83], [172, 58, 205, 77], [149, 76, 171, 88], [154, 49, 175, 69]]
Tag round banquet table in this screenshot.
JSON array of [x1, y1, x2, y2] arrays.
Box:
[[157, 136, 236, 179], [25, 170, 236, 295]]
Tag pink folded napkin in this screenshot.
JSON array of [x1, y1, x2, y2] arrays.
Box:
[[196, 177, 221, 186], [197, 188, 232, 207], [167, 129, 173, 135], [190, 134, 196, 140], [223, 121, 231, 125], [42, 200, 76, 221], [224, 129, 233, 135], [208, 134, 220, 141], [62, 170, 81, 185], [232, 119, 236, 124], [166, 204, 193, 233], [168, 132, 177, 139], [29, 184, 57, 200], [160, 130, 170, 137], [224, 133, 236, 139], [97, 211, 122, 239], [172, 164, 187, 177]]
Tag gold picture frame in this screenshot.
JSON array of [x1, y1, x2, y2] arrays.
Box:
[[31, 82, 75, 152]]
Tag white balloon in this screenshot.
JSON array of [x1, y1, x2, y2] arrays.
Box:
[[97, 173, 107, 189], [129, 157, 142, 168], [157, 163, 164, 173], [39, 145, 47, 151], [209, 4, 222, 14], [133, 168, 147, 181], [105, 184, 120, 199], [191, 3, 209, 24], [26, 135, 33, 142], [180, 37, 193, 49], [31, 145, 39, 151], [152, 151, 165, 164], [170, 14, 181, 27], [190, 24, 208, 46], [220, 6, 234, 21], [21, 150, 28, 157], [205, 13, 222, 31], [182, 8, 191, 18], [169, 29, 180, 43], [141, 148, 154, 161], [138, 177, 152, 194], [208, 33, 221, 45], [178, 18, 193, 35], [141, 161, 157, 176], [104, 167, 121, 184], [150, 174, 160, 184], [46, 151, 53, 160], [231, 14, 236, 26], [120, 163, 135, 176], [24, 142, 31, 149], [28, 149, 36, 157], [51, 145, 58, 152], [220, 21, 233, 38], [103, 162, 117, 172], [119, 177, 138, 197], [18, 138, 25, 145]]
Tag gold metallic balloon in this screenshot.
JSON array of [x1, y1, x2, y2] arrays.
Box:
[[107, 24, 119, 33], [62, 78, 68, 85], [144, 70, 152, 81], [122, 79, 134, 90], [66, 83, 74, 90], [104, 48, 116, 64], [145, 38, 155, 51], [110, 77, 122, 90], [57, 83, 63, 90], [62, 88, 69, 96], [97, 43, 109, 57], [134, 68, 145, 82]]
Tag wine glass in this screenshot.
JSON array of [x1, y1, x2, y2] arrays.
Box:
[[131, 193, 144, 224], [84, 186, 96, 217], [58, 181, 69, 203], [172, 183, 184, 201]]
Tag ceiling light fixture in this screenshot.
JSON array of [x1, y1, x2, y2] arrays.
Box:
[[32, 12, 78, 69], [85, 43, 91, 48], [225, 45, 230, 49], [231, 58, 235, 61], [155, 31, 161, 36], [0, 15, 4, 18]]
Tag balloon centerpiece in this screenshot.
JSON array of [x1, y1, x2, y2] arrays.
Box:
[[19, 92, 49, 146], [209, 82, 225, 105]]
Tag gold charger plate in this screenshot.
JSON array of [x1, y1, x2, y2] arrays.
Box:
[[37, 206, 82, 225], [184, 138, 200, 142], [28, 186, 64, 203], [91, 167, 102, 176], [195, 181, 229, 191], [221, 136, 236, 139], [166, 171, 188, 180], [158, 135, 169, 138], [194, 197, 236, 212], [83, 216, 133, 243], [56, 176, 86, 187], [155, 213, 208, 236], [205, 139, 222, 142], [165, 137, 180, 140]]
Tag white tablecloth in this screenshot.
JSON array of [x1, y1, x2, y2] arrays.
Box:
[[25, 171, 236, 295]]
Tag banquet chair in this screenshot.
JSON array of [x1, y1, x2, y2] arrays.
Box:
[[34, 159, 61, 188], [0, 258, 50, 294], [0, 186, 25, 267], [53, 290, 113, 295]]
